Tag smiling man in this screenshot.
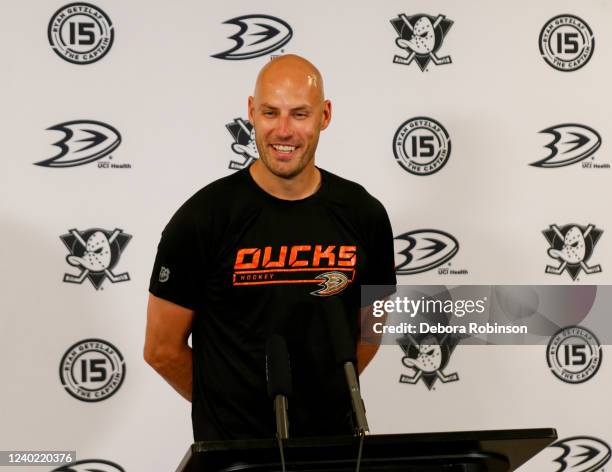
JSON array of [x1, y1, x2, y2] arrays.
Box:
[[248, 55, 329, 193], [144, 55, 396, 441]]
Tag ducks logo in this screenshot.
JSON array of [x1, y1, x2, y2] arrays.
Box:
[[311, 271, 350, 296], [212, 15, 292, 60], [226, 117, 258, 170], [60, 228, 131, 289], [395, 230, 459, 274], [532, 124, 602, 168], [35, 120, 122, 168], [52, 459, 125, 471], [543, 224, 602, 280], [232, 244, 355, 296], [397, 333, 459, 389], [390, 14, 453, 71], [549, 436, 610, 472]]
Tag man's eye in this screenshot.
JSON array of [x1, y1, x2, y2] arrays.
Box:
[[294, 113, 308, 119], [263, 111, 275, 117]]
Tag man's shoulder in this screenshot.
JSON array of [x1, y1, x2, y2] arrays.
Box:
[[166, 169, 253, 228], [321, 167, 363, 189], [320, 168, 386, 216], [181, 168, 252, 208], [189, 168, 249, 202]]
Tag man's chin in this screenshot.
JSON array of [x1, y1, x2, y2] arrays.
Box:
[[261, 156, 308, 180], [268, 166, 303, 180]]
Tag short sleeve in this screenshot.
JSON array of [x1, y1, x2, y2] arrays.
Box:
[[149, 205, 204, 310], [361, 198, 397, 306]]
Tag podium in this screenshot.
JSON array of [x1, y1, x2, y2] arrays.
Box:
[[176, 428, 556, 472]]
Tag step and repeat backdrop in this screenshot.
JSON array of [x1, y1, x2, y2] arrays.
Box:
[[1, 0, 611, 471]]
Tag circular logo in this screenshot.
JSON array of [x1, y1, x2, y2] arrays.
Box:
[[539, 15, 594, 72], [546, 326, 601, 383], [393, 117, 451, 175], [48, 3, 114, 65], [59, 338, 125, 402]]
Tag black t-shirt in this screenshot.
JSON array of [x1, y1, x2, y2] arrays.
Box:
[[149, 167, 396, 441]]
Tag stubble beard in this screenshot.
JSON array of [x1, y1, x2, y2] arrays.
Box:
[[255, 135, 319, 180]]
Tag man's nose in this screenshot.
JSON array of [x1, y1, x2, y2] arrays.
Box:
[[275, 115, 292, 138]]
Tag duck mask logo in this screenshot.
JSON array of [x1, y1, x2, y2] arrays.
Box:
[[226, 117, 258, 170], [390, 14, 453, 71], [60, 228, 132, 289], [543, 224, 603, 281], [397, 333, 460, 390]]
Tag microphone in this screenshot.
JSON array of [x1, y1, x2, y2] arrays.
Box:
[[322, 297, 370, 436], [265, 335, 292, 440]]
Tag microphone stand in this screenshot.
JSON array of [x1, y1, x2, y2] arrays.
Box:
[[266, 335, 291, 472], [275, 395, 289, 440], [274, 395, 288, 472], [343, 361, 367, 472], [343, 361, 369, 435]]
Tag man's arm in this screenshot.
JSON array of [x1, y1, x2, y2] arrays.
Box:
[[144, 293, 194, 402], [357, 303, 387, 374]]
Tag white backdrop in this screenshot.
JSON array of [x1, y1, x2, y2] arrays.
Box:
[[1, 0, 610, 471]]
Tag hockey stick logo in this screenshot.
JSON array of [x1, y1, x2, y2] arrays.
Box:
[[226, 117, 258, 170], [543, 224, 602, 280], [390, 14, 453, 70], [60, 228, 131, 289], [397, 333, 459, 389]]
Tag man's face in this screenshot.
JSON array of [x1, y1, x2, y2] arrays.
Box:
[[248, 74, 331, 180]]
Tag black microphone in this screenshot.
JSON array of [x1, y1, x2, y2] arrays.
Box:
[[266, 335, 292, 440], [323, 297, 370, 435]]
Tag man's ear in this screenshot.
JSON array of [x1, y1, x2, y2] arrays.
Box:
[[248, 96, 255, 123], [320, 99, 332, 131]]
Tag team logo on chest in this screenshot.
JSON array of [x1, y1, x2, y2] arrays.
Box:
[[232, 244, 356, 296]]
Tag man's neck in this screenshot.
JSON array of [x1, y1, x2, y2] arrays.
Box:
[[249, 161, 321, 201]]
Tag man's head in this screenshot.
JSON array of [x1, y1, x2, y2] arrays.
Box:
[[248, 54, 331, 180]]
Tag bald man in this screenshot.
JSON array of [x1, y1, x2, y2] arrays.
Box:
[[145, 55, 396, 441]]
